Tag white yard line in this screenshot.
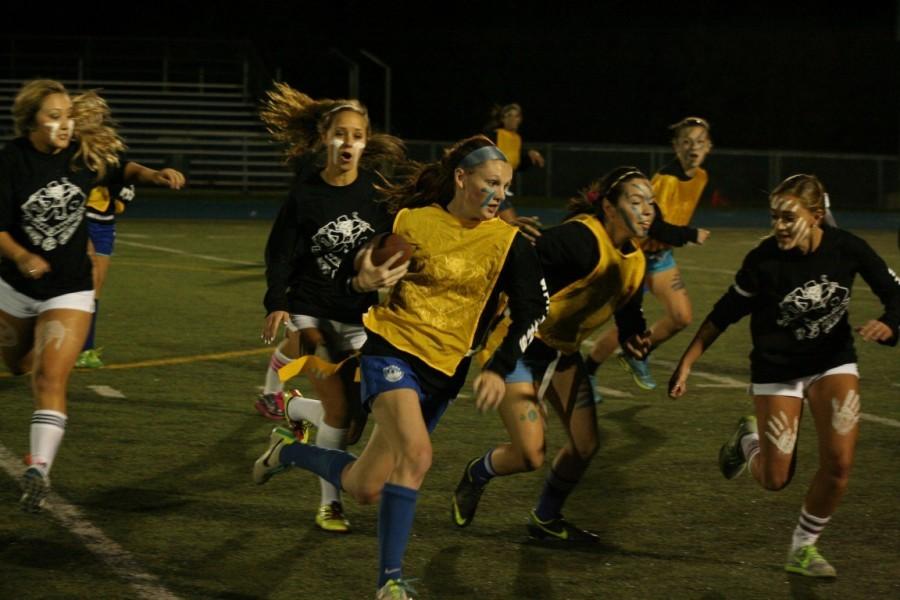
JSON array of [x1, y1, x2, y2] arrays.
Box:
[[117, 240, 258, 266], [87, 385, 127, 399], [595, 386, 634, 398], [860, 413, 900, 428], [0, 444, 182, 600]]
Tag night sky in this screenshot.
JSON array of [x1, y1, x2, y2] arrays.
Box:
[[3, 2, 898, 154]]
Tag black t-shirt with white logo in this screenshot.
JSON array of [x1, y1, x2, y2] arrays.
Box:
[[709, 226, 900, 382], [0, 138, 125, 299], [264, 169, 392, 323]]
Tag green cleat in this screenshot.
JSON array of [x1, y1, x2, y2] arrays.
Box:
[[375, 578, 417, 600], [315, 501, 351, 533], [451, 459, 486, 528], [617, 353, 656, 390], [719, 415, 758, 479], [252, 427, 296, 485], [526, 510, 600, 543], [785, 545, 837, 578], [75, 348, 105, 369]]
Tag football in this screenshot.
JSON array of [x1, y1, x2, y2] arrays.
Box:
[[369, 232, 414, 266]]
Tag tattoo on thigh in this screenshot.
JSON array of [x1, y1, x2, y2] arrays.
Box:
[[831, 390, 860, 435], [670, 274, 686, 291], [35, 320, 68, 356], [765, 410, 798, 455], [0, 320, 17, 348]]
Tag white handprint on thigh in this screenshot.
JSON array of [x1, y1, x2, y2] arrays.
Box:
[[831, 390, 860, 435], [765, 410, 798, 455]]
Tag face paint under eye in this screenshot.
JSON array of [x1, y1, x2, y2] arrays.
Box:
[[616, 203, 644, 236], [45, 121, 60, 141], [480, 188, 496, 208], [46, 119, 73, 142], [331, 137, 366, 165], [771, 198, 815, 250]]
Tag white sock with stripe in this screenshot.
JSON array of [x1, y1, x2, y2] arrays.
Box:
[[741, 432, 760, 467], [791, 505, 831, 553], [264, 347, 291, 395], [30, 410, 67, 475]]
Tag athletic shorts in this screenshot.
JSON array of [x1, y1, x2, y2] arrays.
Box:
[[645, 248, 677, 275], [505, 353, 554, 384], [87, 220, 116, 256], [750, 363, 859, 398], [506, 347, 598, 407], [0, 276, 95, 318], [288, 314, 366, 357], [359, 355, 452, 433]]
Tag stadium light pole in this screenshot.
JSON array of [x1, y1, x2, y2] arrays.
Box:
[[360, 49, 392, 134]]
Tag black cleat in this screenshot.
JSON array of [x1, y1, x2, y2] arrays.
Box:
[[452, 459, 487, 528]]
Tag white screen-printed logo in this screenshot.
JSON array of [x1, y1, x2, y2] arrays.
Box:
[[21, 178, 86, 251], [382, 365, 404, 383], [311, 212, 375, 278], [776, 275, 850, 340]]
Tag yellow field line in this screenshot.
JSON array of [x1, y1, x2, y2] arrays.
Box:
[[0, 347, 271, 378], [101, 347, 272, 370]]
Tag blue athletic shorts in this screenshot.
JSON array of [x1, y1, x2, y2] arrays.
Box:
[[505, 353, 554, 384], [87, 221, 116, 256], [360, 355, 451, 433], [645, 248, 676, 275]]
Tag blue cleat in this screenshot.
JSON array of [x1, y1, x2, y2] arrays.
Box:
[[617, 354, 657, 390]]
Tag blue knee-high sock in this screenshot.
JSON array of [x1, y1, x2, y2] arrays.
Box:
[[467, 449, 497, 486], [534, 469, 578, 521], [82, 299, 99, 351], [377, 483, 418, 588], [278, 443, 356, 491]]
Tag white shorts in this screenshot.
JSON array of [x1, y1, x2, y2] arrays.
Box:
[[0, 276, 95, 318], [750, 363, 859, 399], [288, 314, 366, 354]]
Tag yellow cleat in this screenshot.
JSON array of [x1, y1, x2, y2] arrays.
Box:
[[315, 501, 351, 533]]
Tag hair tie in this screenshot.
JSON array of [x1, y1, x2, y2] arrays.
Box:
[[586, 190, 600, 204]]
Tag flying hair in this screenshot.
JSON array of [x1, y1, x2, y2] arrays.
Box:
[[71, 90, 126, 181], [259, 82, 406, 173]]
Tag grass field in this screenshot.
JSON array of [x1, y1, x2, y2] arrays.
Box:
[[1, 219, 898, 600]]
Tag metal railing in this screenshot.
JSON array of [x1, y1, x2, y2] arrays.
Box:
[[405, 141, 899, 210]]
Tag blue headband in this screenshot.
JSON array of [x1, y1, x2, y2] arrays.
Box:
[[457, 145, 508, 169]]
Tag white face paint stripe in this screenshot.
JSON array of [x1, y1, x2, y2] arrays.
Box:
[[46, 121, 60, 141], [791, 217, 811, 247], [831, 389, 860, 435], [44, 119, 73, 142], [329, 138, 366, 167], [764, 410, 798, 455], [329, 138, 343, 165]]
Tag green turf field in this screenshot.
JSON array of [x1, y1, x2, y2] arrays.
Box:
[[1, 220, 898, 600]]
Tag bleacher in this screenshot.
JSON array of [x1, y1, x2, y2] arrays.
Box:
[[0, 37, 289, 191]]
